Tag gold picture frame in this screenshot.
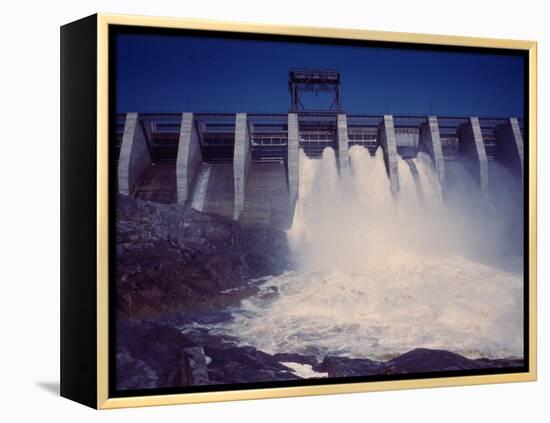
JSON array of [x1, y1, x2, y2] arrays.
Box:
[[61, 13, 537, 409]]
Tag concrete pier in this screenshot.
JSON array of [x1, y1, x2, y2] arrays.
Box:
[[337, 114, 350, 174], [118, 112, 151, 195], [233, 113, 252, 219], [496, 117, 524, 179], [420, 116, 445, 185], [287, 113, 300, 210], [176, 113, 203, 204], [379, 115, 400, 195], [458, 117, 489, 195]]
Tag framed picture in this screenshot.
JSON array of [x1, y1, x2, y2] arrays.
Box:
[[60, 14, 537, 409]]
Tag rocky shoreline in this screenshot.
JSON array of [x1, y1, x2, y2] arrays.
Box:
[[117, 318, 523, 390], [115, 194, 292, 319], [115, 195, 523, 391]]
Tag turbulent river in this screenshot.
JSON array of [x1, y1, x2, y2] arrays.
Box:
[[205, 146, 524, 361]]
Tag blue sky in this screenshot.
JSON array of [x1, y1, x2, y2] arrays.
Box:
[[114, 33, 525, 118]]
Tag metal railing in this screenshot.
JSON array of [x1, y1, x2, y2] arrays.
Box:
[[114, 113, 524, 163]]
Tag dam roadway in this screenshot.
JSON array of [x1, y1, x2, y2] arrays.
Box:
[[114, 112, 524, 230]]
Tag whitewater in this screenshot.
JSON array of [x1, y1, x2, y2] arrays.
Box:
[[207, 146, 524, 361]]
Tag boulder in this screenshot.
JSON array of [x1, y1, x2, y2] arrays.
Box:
[[380, 348, 524, 374], [205, 345, 302, 384], [169, 327, 303, 384], [116, 319, 209, 390], [314, 356, 381, 378]]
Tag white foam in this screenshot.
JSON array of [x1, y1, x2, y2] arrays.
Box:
[[217, 255, 522, 361], [281, 362, 328, 379]]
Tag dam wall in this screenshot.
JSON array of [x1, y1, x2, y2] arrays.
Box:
[[115, 112, 524, 229], [132, 164, 176, 203], [239, 162, 291, 228]]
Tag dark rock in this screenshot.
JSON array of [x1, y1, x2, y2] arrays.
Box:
[[314, 356, 381, 378], [116, 351, 158, 390], [204, 345, 302, 384], [116, 319, 209, 390], [379, 348, 524, 374], [115, 194, 293, 319], [184, 346, 210, 385], [311, 348, 524, 378], [119, 321, 303, 385], [170, 327, 303, 384], [381, 348, 480, 374]]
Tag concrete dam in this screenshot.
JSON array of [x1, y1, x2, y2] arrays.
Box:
[[114, 111, 523, 228]]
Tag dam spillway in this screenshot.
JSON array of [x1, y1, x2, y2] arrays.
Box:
[[114, 111, 524, 230]]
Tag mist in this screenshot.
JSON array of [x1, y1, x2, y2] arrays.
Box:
[[288, 146, 523, 273]]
